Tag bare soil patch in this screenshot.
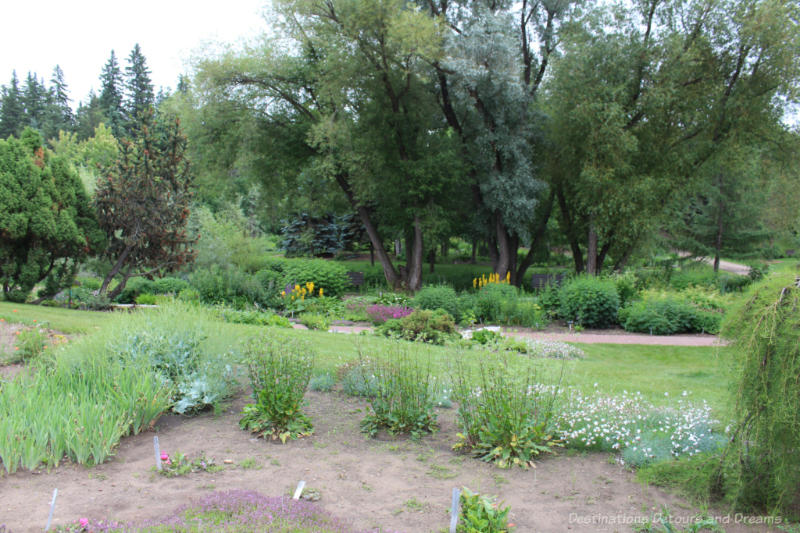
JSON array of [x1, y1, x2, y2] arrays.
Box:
[[0, 391, 772, 533]]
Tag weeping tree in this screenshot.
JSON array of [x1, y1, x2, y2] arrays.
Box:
[[720, 274, 800, 517]]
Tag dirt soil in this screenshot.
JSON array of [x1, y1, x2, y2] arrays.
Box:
[[0, 391, 777, 533]]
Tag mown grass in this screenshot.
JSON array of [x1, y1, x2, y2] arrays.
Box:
[[0, 303, 733, 417]]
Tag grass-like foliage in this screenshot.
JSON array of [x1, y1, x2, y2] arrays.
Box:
[[358, 344, 438, 440], [0, 303, 234, 473], [452, 357, 560, 469], [240, 333, 315, 443], [720, 274, 800, 517], [13, 325, 48, 361], [458, 488, 514, 532], [55, 490, 356, 532]]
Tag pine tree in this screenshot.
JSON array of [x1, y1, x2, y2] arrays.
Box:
[[99, 50, 125, 137], [124, 44, 154, 133], [0, 72, 25, 138]]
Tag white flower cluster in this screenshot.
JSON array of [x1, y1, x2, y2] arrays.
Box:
[[523, 340, 585, 359], [547, 387, 721, 460]]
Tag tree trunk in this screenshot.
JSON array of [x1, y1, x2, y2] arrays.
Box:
[[334, 174, 400, 288], [100, 245, 132, 296], [495, 213, 512, 278], [107, 272, 133, 301], [556, 185, 584, 273], [515, 188, 555, 287], [370, 242, 374, 266], [586, 220, 598, 276], [714, 211, 723, 273], [428, 248, 436, 274], [471, 238, 477, 264], [408, 216, 424, 291]]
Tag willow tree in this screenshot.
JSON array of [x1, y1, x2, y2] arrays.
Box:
[[545, 0, 800, 274], [198, 0, 465, 290]]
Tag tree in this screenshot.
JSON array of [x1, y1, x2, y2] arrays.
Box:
[[99, 50, 126, 138], [124, 44, 154, 132], [22, 73, 48, 132], [0, 128, 104, 302], [44, 65, 75, 138], [94, 111, 196, 299], [75, 90, 106, 141], [0, 72, 24, 139]]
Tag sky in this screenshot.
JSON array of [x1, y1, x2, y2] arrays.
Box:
[[0, 0, 266, 107]]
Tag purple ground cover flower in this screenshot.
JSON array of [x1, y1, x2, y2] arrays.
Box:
[[366, 304, 413, 324]]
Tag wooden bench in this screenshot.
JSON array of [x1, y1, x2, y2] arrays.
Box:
[[346, 271, 365, 287]]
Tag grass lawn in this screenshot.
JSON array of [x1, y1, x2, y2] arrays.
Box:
[[0, 302, 734, 419]]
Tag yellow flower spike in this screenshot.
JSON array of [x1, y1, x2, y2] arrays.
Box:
[[473, 278, 477, 288], [281, 290, 286, 297], [319, 288, 323, 297], [295, 284, 300, 292]]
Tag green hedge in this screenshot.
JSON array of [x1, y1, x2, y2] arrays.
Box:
[[559, 276, 620, 328]]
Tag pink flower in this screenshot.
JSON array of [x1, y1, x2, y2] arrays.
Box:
[[79, 517, 89, 528], [160, 453, 169, 461]]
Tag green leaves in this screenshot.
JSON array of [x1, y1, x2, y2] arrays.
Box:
[[458, 488, 514, 533]]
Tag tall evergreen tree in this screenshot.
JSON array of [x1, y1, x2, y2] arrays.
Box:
[[75, 90, 105, 141], [124, 44, 154, 132], [22, 73, 48, 131], [0, 72, 24, 138], [45, 65, 74, 137], [99, 50, 125, 137]]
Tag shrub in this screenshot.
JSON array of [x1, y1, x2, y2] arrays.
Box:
[[152, 277, 190, 295], [496, 297, 547, 328], [365, 304, 413, 324], [115, 277, 155, 304], [212, 307, 291, 328], [239, 334, 314, 443], [452, 358, 560, 468], [299, 313, 330, 331], [135, 293, 157, 305], [559, 276, 620, 328], [619, 296, 722, 335], [377, 309, 458, 345], [190, 266, 269, 308], [414, 285, 461, 320], [358, 345, 438, 440], [280, 258, 350, 298], [475, 283, 518, 323], [614, 272, 639, 308], [458, 488, 514, 533]]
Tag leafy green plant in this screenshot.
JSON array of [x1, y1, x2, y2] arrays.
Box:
[[559, 276, 620, 328], [157, 451, 221, 477], [14, 326, 48, 361], [476, 283, 518, 323], [633, 506, 723, 532], [134, 293, 157, 305], [458, 488, 514, 532], [239, 333, 314, 443], [452, 358, 561, 468], [309, 373, 336, 392], [299, 313, 330, 331], [212, 306, 291, 327], [377, 309, 458, 345], [413, 285, 461, 320], [358, 345, 438, 440], [619, 296, 721, 335], [280, 258, 350, 297], [339, 361, 378, 397]]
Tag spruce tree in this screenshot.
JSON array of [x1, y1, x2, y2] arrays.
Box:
[[0, 72, 24, 138], [124, 44, 154, 133], [99, 50, 125, 137], [22, 73, 48, 132], [75, 90, 105, 141], [45, 65, 74, 137]]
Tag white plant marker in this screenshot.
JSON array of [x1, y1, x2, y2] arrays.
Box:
[[449, 487, 461, 533], [44, 488, 58, 531], [154, 436, 162, 471], [293, 480, 306, 500]]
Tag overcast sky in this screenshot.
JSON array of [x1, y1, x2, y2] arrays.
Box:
[[0, 0, 266, 107]]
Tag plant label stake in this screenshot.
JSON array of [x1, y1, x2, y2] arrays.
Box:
[[154, 436, 162, 471], [293, 480, 306, 500], [44, 488, 57, 531], [449, 487, 460, 533]]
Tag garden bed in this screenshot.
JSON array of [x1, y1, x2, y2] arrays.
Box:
[[0, 391, 770, 532]]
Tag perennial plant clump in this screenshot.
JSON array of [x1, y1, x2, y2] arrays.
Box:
[[365, 304, 414, 324], [239, 333, 315, 443]]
